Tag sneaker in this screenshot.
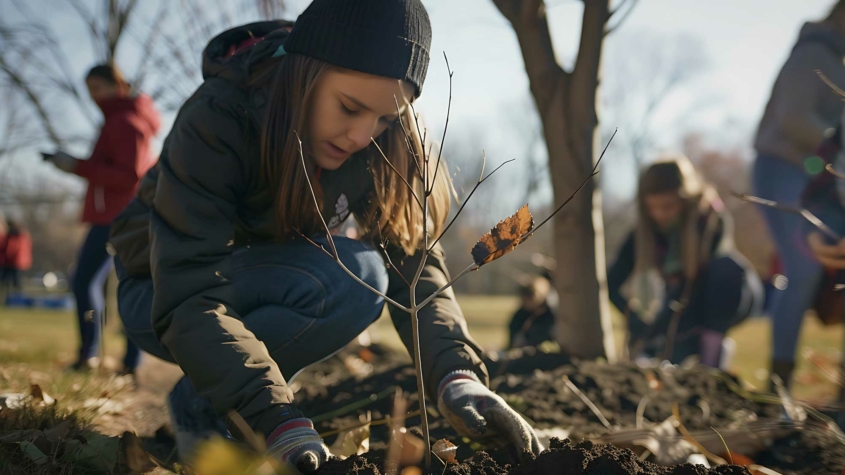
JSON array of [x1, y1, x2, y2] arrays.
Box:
[[166, 376, 230, 462], [67, 357, 101, 372]]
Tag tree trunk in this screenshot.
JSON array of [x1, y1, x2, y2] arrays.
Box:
[[493, 0, 616, 361]]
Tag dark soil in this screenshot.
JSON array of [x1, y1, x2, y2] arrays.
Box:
[[319, 438, 752, 475], [293, 346, 845, 475]]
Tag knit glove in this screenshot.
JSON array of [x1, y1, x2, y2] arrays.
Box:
[[437, 370, 542, 460], [266, 417, 331, 474], [48, 151, 78, 173]]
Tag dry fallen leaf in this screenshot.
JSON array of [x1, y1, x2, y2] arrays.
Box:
[[432, 439, 458, 464], [122, 431, 156, 472], [471, 204, 534, 266], [30, 384, 56, 406], [328, 422, 370, 459]]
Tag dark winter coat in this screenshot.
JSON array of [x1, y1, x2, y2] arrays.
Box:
[[109, 21, 487, 436], [755, 22, 845, 167]]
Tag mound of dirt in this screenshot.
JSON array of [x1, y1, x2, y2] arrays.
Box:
[[319, 438, 751, 475], [293, 349, 845, 475]]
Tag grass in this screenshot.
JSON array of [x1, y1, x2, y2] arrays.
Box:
[[1, 295, 843, 417]]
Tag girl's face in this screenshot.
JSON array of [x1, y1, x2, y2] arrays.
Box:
[[644, 191, 684, 231], [86, 76, 122, 103], [308, 69, 415, 170]]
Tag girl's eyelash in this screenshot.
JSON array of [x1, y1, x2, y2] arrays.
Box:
[[341, 103, 357, 114]]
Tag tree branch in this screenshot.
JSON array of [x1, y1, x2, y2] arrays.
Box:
[[0, 54, 61, 147], [295, 131, 409, 311], [427, 154, 515, 253], [604, 0, 639, 37], [492, 0, 566, 110]]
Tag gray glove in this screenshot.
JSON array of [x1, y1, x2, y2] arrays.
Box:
[[48, 151, 78, 173], [437, 370, 542, 460], [266, 417, 331, 474]]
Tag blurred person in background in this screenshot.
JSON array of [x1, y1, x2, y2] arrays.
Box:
[[45, 63, 160, 374], [753, 0, 845, 389], [0, 218, 32, 292], [608, 156, 763, 368], [508, 275, 556, 349], [801, 111, 845, 427]]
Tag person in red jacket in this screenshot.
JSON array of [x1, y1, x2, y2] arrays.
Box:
[[46, 63, 160, 373], [0, 218, 32, 292]]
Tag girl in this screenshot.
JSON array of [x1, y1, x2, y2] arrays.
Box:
[[47, 63, 158, 374], [608, 156, 763, 367], [753, 0, 845, 388], [109, 1, 540, 471]]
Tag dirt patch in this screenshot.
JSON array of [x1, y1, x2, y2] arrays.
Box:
[[295, 348, 845, 475], [320, 438, 751, 475]]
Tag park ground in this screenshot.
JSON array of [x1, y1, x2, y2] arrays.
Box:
[[0, 296, 843, 471]]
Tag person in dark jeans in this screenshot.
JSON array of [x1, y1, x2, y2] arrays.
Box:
[[108, 4, 541, 470], [608, 156, 763, 367], [45, 63, 160, 373], [753, 1, 845, 388]]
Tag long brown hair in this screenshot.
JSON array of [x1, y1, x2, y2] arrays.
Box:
[[259, 53, 450, 255], [634, 155, 729, 280]]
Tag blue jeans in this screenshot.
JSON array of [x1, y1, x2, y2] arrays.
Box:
[[72, 225, 141, 368], [753, 154, 822, 363], [114, 236, 388, 440]]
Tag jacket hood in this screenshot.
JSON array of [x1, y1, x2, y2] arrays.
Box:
[[201, 20, 294, 85], [97, 93, 161, 137], [797, 22, 845, 56]]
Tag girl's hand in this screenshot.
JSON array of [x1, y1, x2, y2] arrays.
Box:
[[437, 371, 542, 461], [808, 232, 845, 269]]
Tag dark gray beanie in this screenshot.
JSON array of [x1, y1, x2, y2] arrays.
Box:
[[283, 0, 431, 96]]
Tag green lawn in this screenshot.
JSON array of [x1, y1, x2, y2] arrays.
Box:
[[1, 295, 843, 403]]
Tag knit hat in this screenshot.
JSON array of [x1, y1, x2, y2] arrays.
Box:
[[283, 0, 431, 96]]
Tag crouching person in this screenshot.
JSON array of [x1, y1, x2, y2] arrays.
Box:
[[108, 2, 540, 472], [608, 156, 763, 367]]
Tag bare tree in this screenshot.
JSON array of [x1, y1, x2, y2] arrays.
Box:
[[0, 0, 287, 160], [491, 0, 638, 360]]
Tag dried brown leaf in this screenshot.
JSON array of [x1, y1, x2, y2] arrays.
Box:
[[30, 384, 55, 406], [471, 204, 534, 265], [432, 439, 458, 464]]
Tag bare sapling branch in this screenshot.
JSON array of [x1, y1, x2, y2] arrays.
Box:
[[827, 163, 845, 180], [427, 154, 516, 253], [371, 138, 424, 211], [394, 96, 424, 177], [732, 192, 842, 240], [294, 131, 410, 311], [816, 69, 845, 100], [519, 128, 617, 243], [428, 52, 453, 196]]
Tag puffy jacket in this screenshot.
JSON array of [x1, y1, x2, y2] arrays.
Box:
[[1, 231, 33, 271], [755, 22, 845, 167], [75, 93, 161, 224], [109, 21, 488, 437]]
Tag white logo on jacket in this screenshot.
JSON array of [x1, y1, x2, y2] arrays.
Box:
[[327, 193, 350, 229]]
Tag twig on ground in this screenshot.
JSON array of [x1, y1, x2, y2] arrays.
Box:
[[710, 426, 732, 464], [671, 403, 726, 466], [563, 376, 611, 429]]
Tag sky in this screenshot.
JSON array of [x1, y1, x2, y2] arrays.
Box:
[[1, 0, 839, 202]]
